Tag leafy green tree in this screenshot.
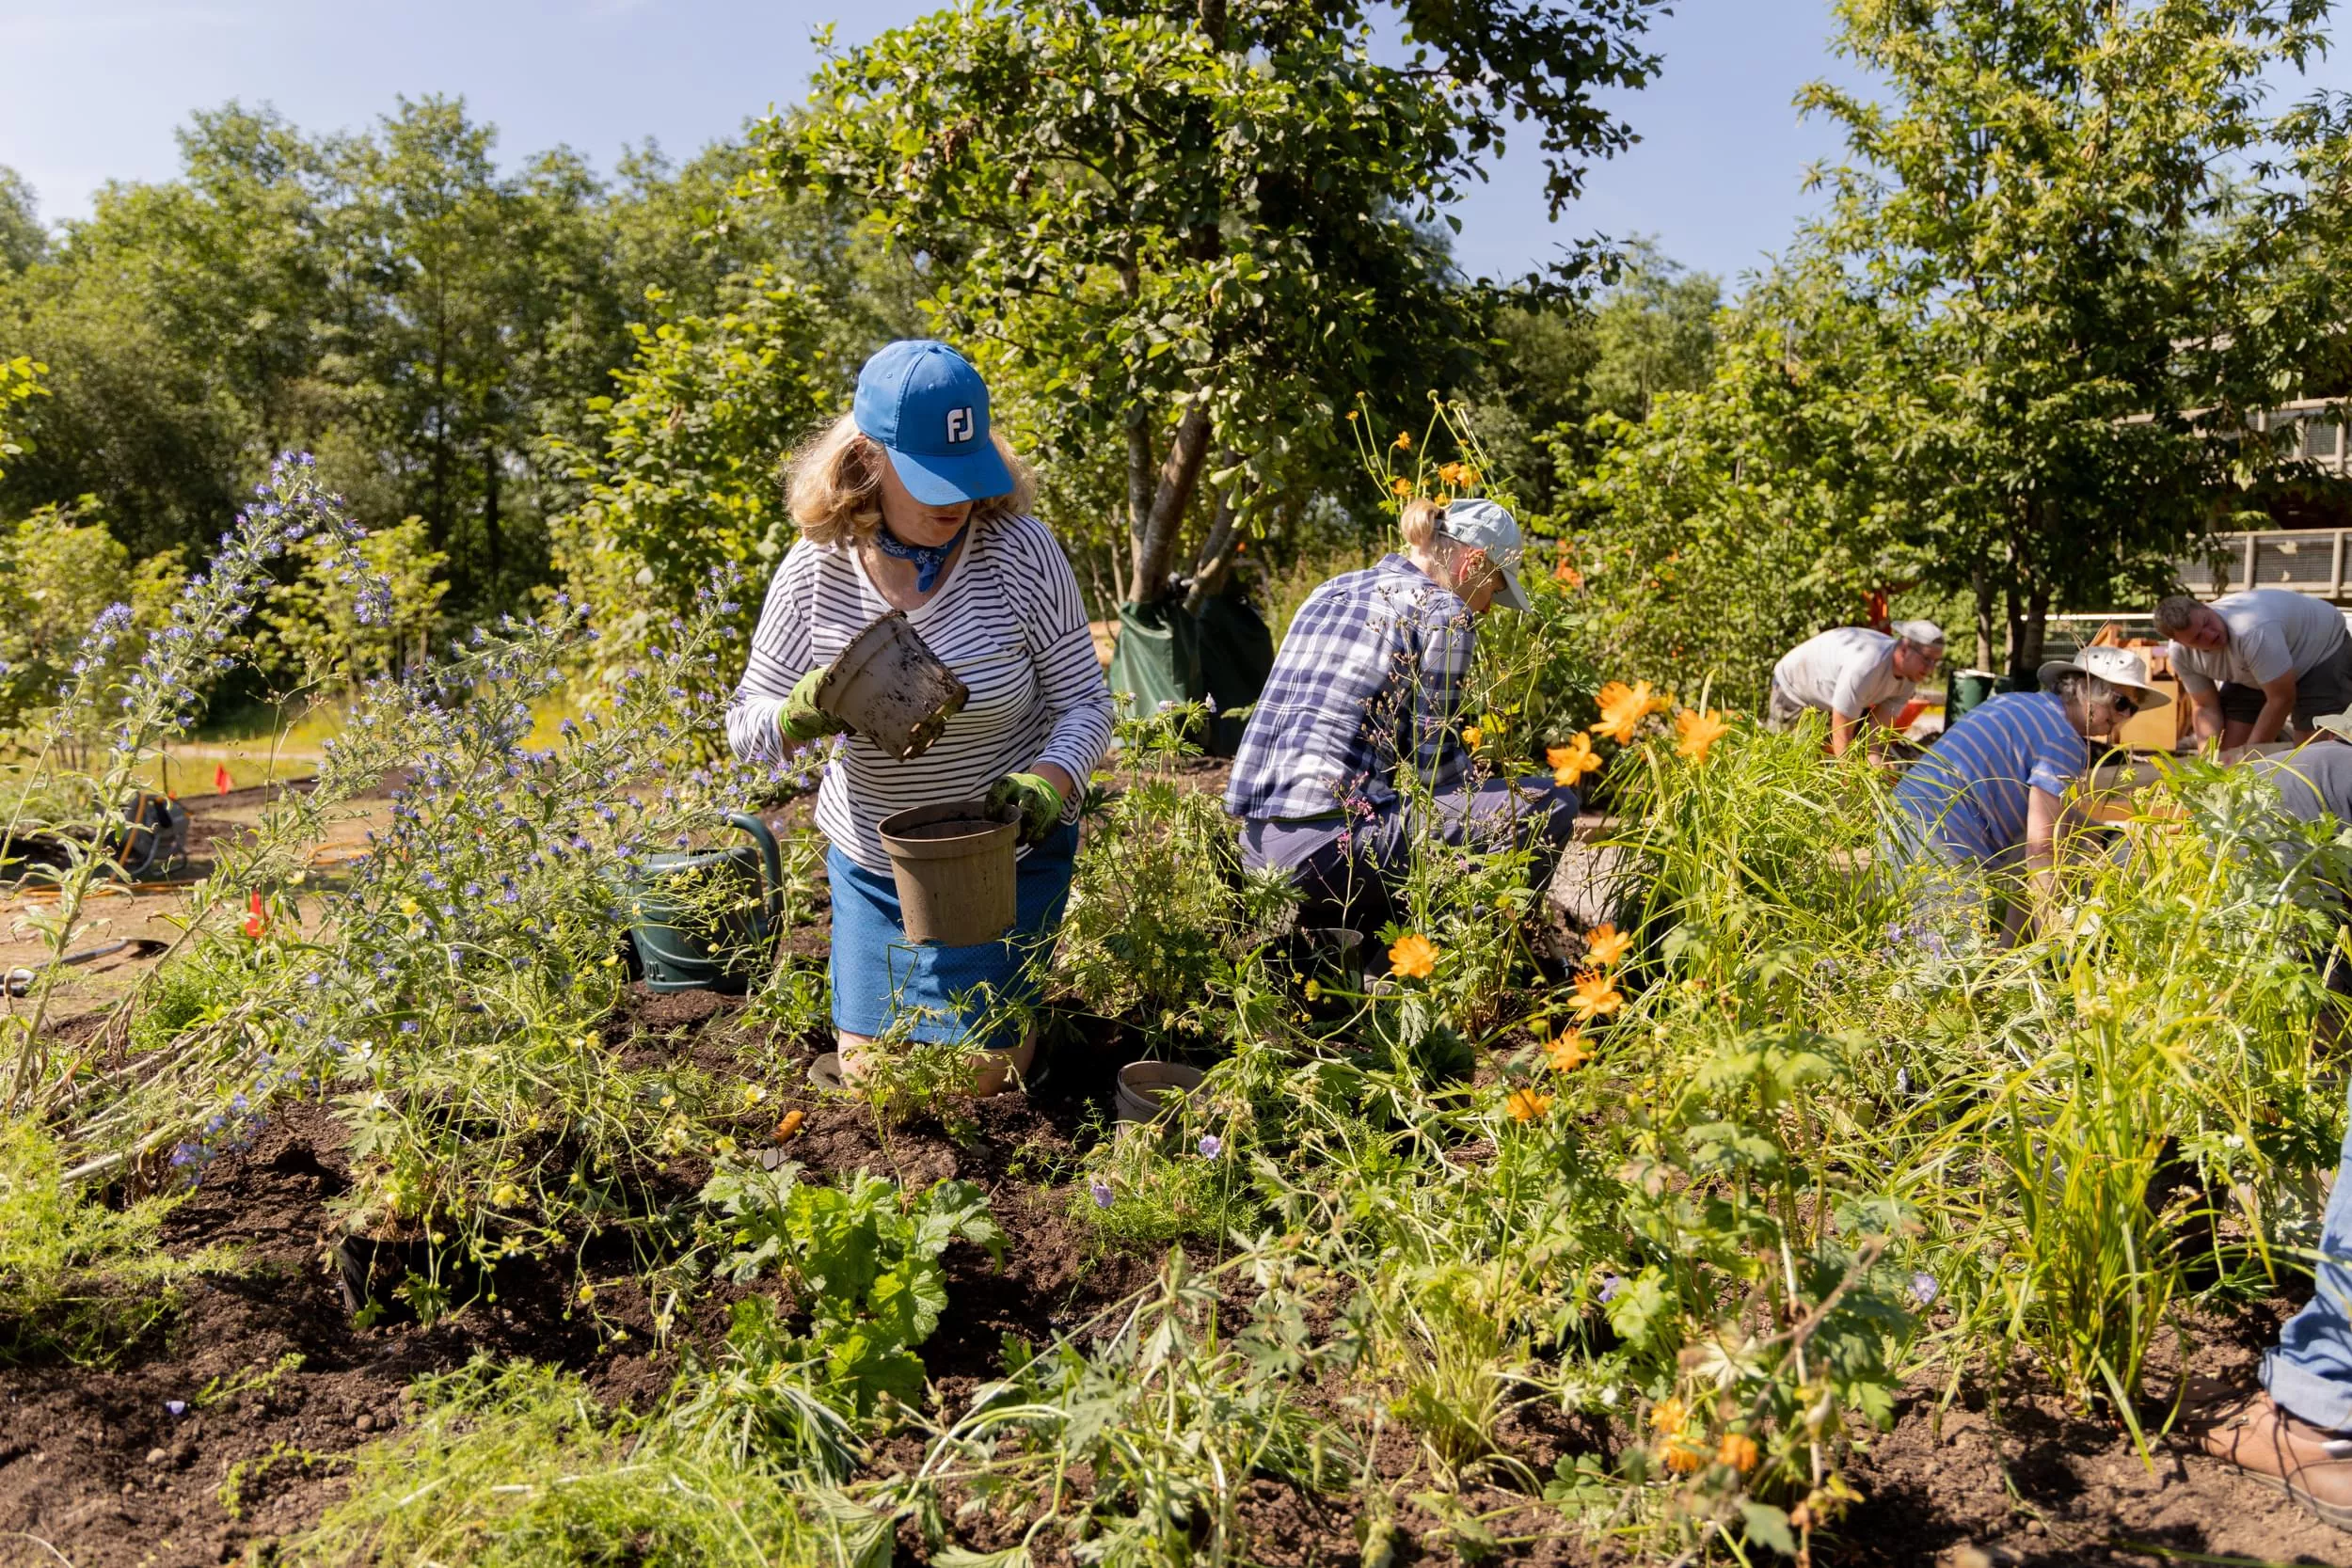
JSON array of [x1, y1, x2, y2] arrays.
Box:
[[0, 499, 186, 738], [0, 100, 647, 624], [1801, 0, 2331, 676], [1581, 241, 1721, 430], [1470, 240, 1720, 520], [259, 515, 448, 690], [0, 166, 44, 274], [1573, 261, 1938, 699], [0, 354, 43, 482], [547, 270, 837, 677], [333, 98, 637, 612], [788, 0, 1665, 604]]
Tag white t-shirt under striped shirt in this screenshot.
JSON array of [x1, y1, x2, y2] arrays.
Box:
[[725, 515, 1116, 875]]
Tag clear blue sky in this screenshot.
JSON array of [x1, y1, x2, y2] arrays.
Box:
[[3, 1, 2347, 289]]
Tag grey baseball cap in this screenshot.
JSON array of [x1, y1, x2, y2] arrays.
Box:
[[1891, 619, 1947, 650], [1440, 498, 1531, 611]]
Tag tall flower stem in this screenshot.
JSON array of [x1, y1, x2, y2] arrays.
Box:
[[4, 454, 372, 1117]]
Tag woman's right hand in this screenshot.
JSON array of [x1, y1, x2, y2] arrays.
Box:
[[779, 668, 853, 743]]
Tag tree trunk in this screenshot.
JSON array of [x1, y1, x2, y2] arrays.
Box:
[[1182, 463, 1247, 615], [2017, 581, 2050, 687], [483, 440, 501, 586], [429, 277, 451, 555], [1131, 404, 1215, 599], [2003, 576, 2024, 683], [1972, 562, 1995, 673], [1125, 407, 1153, 565]]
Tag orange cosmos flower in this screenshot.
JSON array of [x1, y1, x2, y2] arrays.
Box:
[[1390, 476, 1414, 498], [1545, 1029, 1591, 1072], [1661, 1439, 1708, 1474], [1387, 932, 1438, 979], [1590, 679, 1664, 744], [1461, 724, 1483, 749], [1718, 1432, 1760, 1474], [1506, 1086, 1554, 1121], [1583, 923, 1631, 968], [1566, 970, 1623, 1022], [1548, 735, 1602, 787], [1393, 430, 1412, 451], [1649, 1396, 1689, 1435], [1675, 705, 1732, 763]]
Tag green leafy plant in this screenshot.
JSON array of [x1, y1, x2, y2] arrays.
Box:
[[702, 1161, 1006, 1416]]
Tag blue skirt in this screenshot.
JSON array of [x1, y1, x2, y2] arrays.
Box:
[[827, 819, 1079, 1053]]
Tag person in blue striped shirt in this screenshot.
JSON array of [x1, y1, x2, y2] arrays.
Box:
[[1888, 644, 2169, 942]]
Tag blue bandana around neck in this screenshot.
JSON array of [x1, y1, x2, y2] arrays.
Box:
[[874, 519, 968, 593]]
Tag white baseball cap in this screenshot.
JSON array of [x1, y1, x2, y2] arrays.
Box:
[[2035, 644, 2171, 707], [1891, 620, 1947, 649], [1440, 499, 1531, 611]]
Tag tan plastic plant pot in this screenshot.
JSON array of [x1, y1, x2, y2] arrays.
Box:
[[877, 800, 1018, 945], [1114, 1060, 1205, 1125], [817, 610, 970, 761]]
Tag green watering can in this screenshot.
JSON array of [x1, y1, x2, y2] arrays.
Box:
[[622, 812, 786, 995]]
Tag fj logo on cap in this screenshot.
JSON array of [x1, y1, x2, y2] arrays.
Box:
[[946, 406, 974, 444]]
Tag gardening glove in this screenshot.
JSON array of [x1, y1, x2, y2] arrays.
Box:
[[986, 771, 1064, 847], [779, 668, 852, 745]]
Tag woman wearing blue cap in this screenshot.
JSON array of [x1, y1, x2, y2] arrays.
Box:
[[1223, 495, 1579, 931], [726, 341, 1114, 1094]]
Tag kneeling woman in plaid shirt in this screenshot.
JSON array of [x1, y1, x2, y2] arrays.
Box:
[[1222, 497, 1579, 929]]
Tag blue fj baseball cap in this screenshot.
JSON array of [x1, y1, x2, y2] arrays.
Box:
[[1441, 498, 1532, 611], [852, 340, 1015, 507]]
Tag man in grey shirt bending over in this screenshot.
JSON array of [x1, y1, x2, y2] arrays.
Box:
[[2156, 589, 2352, 750], [1768, 620, 1945, 758]]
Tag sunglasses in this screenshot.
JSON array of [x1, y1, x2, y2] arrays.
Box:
[[2110, 694, 2138, 718]]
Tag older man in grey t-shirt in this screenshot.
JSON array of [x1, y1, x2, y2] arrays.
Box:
[[1769, 620, 1945, 757], [2156, 590, 2352, 749]]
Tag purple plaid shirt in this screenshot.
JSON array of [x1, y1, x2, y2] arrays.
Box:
[[1224, 553, 1475, 820]]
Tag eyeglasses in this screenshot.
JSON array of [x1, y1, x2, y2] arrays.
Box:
[[2111, 695, 2138, 718]]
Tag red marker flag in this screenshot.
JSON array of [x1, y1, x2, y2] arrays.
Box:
[[214, 763, 232, 796], [242, 891, 266, 940]]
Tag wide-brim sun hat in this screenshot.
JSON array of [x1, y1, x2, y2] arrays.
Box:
[[1440, 498, 1531, 611], [852, 339, 1015, 507], [2314, 710, 2352, 742], [2035, 644, 2171, 708]]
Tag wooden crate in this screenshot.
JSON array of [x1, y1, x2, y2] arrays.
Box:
[[2113, 673, 2187, 751]]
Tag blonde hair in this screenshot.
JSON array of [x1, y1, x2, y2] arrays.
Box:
[[1398, 497, 1446, 551], [786, 410, 1038, 546]]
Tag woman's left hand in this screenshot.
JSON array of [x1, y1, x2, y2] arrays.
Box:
[[987, 770, 1066, 845]]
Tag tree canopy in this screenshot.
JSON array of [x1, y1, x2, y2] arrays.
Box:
[[786, 0, 1666, 605]]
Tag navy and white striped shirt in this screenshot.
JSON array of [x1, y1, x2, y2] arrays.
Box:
[[1224, 553, 1474, 821], [1894, 691, 2087, 863], [725, 515, 1115, 874]]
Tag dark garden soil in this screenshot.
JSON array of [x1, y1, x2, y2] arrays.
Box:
[[6, 990, 2342, 1568], [5, 778, 2347, 1566]]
